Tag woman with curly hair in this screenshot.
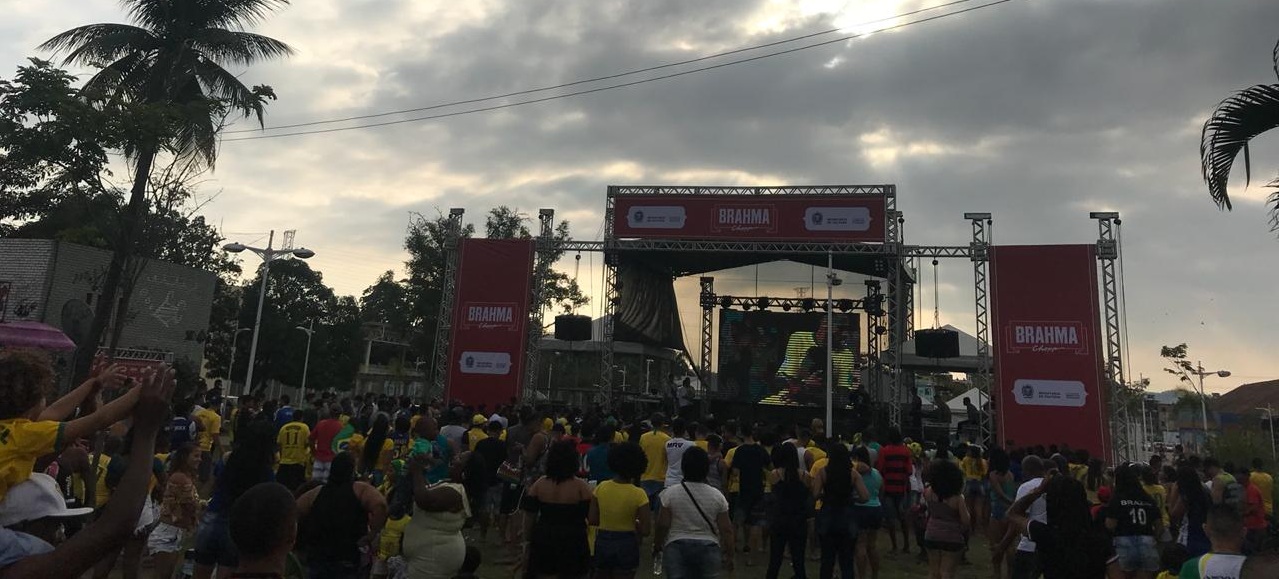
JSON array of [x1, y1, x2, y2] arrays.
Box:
[[148, 443, 202, 579], [589, 441, 651, 579], [523, 439, 593, 578], [923, 459, 969, 579]]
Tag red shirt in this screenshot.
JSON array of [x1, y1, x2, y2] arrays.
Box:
[[875, 444, 915, 495], [310, 418, 343, 462], [1244, 483, 1267, 530]]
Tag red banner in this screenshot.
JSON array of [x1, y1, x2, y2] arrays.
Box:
[[612, 195, 887, 241], [990, 245, 1111, 460], [446, 239, 535, 408]]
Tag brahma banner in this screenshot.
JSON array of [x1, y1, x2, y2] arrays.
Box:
[[612, 195, 887, 242], [446, 239, 535, 407], [990, 245, 1112, 460]]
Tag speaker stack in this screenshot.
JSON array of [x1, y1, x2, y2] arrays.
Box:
[[554, 315, 592, 341]]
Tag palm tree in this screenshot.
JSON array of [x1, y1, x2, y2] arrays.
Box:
[[1200, 38, 1279, 231], [41, 0, 292, 379]]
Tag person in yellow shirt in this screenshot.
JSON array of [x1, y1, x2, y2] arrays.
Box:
[[0, 352, 138, 502], [465, 415, 488, 451], [194, 401, 222, 484], [1250, 458, 1274, 518], [277, 418, 311, 491], [372, 503, 412, 579], [960, 445, 988, 528], [588, 441, 652, 578], [638, 415, 670, 511]]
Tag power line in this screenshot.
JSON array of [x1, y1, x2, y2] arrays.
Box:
[[224, 0, 1017, 142], [225, 0, 976, 135]]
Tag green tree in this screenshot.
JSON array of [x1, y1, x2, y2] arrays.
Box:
[[402, 211, 475, 359], [485, 206, 589, 314], [360, 270, 411, 331], [41, 0, 292, 380], [1200, 37, 1279, 231]]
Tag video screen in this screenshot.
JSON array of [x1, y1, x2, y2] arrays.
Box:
[[717, 310, 861, 406]]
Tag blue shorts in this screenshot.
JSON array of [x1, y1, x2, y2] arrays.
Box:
[[1113, 535, 1159, 572], [641, 480, 664, 513], [594, 530, 640, 571], [990, 500, 1009, 521], [192, 511, 237, 568]]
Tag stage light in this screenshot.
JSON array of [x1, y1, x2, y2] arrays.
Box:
[[802, 298, 816, 311], [781, 303, 792, 311], [875, 326, 888, 335], [720, 296, 732, 309], [837, 299, 854, 312], [757, 297, 770, 310]]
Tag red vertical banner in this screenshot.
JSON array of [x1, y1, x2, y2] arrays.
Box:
[[446, 239, 535, 408], [990, 245, 1111, 460]]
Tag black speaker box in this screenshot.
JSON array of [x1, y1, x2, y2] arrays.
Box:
[[915, 328, 960, 358], [554, 314, 592, 341]]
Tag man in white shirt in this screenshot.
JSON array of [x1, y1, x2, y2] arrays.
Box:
[[1011, 456, 1048, 579], [664, 418, 696, 488]]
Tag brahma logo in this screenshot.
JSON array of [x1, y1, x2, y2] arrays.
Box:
[[462, 302, 518, 330], [1005, 321, 1088, 354], [712, 204, 776, 233]]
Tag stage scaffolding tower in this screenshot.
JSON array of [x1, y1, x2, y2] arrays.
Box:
[[430, 208, 465, 400], [523, 209, 556, 403], [966, 213, 993, 444], [1092, 212, 1130, 463], [699, 278, 715, 387]]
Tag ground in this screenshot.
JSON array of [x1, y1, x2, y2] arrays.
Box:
[[471, 532, 998, 579]]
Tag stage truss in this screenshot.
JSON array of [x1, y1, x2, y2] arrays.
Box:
[[428, 185, 1127, 458]]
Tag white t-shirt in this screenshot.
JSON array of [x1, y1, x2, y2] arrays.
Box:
[[1015, 477, 1048, 553], [659, 482, 729, 546], [677, 386, 692, 408], [440, 424, 467, 449], [0, 528, 52, 568], [1188, 553, 1245, 579], [665, 437, 696, 487]]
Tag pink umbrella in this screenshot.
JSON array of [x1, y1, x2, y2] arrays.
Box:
[[0, 321, 77, 351]]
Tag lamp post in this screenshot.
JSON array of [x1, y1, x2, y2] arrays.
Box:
[[226, 327, 251, 391], [645, 358, 653, 396], [1258, 405, 1277, 462], [223, 230, 315, 395], [296, 321, 315, 405], [1189, 361, 1230, 445], [825, 250, 842, 431]]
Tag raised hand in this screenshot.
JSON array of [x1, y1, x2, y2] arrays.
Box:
[[133, 365, 175, 434], [94, 364, 127, 391]]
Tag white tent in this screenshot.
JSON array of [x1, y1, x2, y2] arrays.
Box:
[[945, 387, 990, 430]]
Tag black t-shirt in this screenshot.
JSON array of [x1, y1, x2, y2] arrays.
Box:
[[731, 443, 770, 495], [1029, 521, 1115, 579], [1104, 493, 1159, 537], [474, 437, 508, 486]]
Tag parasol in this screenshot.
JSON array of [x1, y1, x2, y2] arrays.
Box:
[[0, 321, 78, 351]]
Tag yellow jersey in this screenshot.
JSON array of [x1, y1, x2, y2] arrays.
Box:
[[639, 431, 670, 483], [594, 480, 649, 532], [194, 408, 222, 452], [961, 457, 988, 481], [0, 419, 63, 502], [724, 447, 740, 493], [1143, 483, 1169, 527], [73, 453, 113, 508], [377, 515, 412, 559], [278, 422, 311, 465], [1252, 471, 1274, 516], [374, 438, 395, 472], [466, 427, 488, 451]]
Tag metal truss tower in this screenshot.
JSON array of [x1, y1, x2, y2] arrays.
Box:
[[699, 277, 715, 384], [523, 209, 555, 402], [966, 213, 993, 444], [429, 208, 465, 400], [1092, 212, 1130, 463]]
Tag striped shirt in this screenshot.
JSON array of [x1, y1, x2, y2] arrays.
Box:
[[875, 444, 914, 495]]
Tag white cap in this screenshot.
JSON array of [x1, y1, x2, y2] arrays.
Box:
[[0, 473, 94, 527]]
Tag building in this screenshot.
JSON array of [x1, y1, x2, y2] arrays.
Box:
[[354, 322, 427, 397], [0, 239, 216, 375]]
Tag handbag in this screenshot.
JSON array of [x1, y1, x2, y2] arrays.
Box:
[[497, 460, 523, 485]]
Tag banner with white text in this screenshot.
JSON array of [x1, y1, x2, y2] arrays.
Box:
[[611, 194, 887, 242], [990, 245, 1111, 460], [446, 239, 535, 408]]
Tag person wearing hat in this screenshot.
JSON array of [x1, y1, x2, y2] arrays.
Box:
[[465, 415, 489, 452], [0, 473, 94, 563]]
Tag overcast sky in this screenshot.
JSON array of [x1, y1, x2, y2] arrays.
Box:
[[3, 0, 1277, 393]]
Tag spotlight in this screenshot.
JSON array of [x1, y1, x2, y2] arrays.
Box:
[[720, 296, 732, 309], [781, 303, 792, 312], [837, 299, 854, 312], [757, 297, 770, 310], [802, 298, 816, 311]]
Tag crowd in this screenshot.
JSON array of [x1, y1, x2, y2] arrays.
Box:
[[3, 349, 1279, 579]]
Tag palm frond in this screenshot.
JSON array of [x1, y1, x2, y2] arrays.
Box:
[[1268, 176, 1279, 233], [190, 28, 293, 66], [1273, 38, 1278, 82], [39, 24, 157, 67], [133, 0, 291, 30], [190, 59, 263, 121], [1200, 83, 1279, 209]]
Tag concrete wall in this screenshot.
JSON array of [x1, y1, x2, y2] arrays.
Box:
[[0, 239, 216, 367], [0, 239, 58, 322]]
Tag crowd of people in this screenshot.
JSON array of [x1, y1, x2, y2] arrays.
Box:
[[3, 348, 1279, 579]]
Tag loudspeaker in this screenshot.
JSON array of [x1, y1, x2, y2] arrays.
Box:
[[914, 328, 960, 358], [554, 314, 592, 341]]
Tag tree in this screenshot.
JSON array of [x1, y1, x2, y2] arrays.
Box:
[[402, 211, 474, 360], [360, 270, 411, 331], [231, 259, 362, 392], [41, 0, 292, 381], [1200, 37, 1279, 232]]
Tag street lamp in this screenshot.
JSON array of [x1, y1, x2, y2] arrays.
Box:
[[226, 327, 251, 390], [296, 321, 316, 405], [223, 230, 315, 395], [1189, 361, 1230, 438], [1258, 406, 1277, 462]]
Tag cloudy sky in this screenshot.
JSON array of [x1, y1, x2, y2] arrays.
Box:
[[3, 0, 1277, 393]]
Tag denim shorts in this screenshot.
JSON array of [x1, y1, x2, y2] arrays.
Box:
[[641, 480, 665, 513], [595, 530, 640, 571], [192, 511, 237, 568], [1113, 535, 1160, 572]]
